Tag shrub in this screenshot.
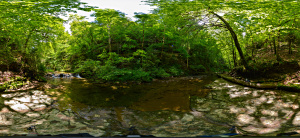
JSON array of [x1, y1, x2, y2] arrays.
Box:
[[130, 69, 152, 82], [168, 66, 183, 76], [190, 64, 206, 72], [97, 67, 152, 82], [150, 68, 170, 78], [74, 59, 101, 78]]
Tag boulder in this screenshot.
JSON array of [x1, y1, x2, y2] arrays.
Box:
[[13, 95, 32, 103], [4, 100, 20, 105], [10, 104, 31, 113]]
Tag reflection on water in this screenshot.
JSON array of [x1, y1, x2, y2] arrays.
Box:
[[2, 75, 300, 136], [46, 76, 213, 112]]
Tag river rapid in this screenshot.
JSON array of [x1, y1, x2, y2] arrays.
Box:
[[1, 75, 300, 137]]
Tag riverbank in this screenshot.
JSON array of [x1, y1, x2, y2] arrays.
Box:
[[0, 71, 40, 92], [217, 60, 300, 92]]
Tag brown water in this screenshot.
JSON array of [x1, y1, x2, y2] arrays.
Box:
[[1, 75, 300, 137]]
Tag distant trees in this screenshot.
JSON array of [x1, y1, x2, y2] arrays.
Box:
[[60, 8, 222, 81]]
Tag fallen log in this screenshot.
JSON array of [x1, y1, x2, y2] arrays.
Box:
[[217, 74, 277, 89], [217, 74, 300, 92]]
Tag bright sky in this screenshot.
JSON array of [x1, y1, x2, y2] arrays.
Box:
[[63, 0, 155, 33]]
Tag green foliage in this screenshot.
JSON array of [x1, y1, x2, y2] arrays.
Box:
[[38, 63, 46, 73], [190, 65, 206, 72], [0, 76, 28, 91], [66, 5, 228, 82], [99, 67, 152, 82], [75, 60, 152, 82], [7, 0, 300, 83], [0, 84, 7, 92], [74, 59, 101, 78], [149, 68, 170, 78], [0, 0, 94, 80], [168, 66, 184, 76]]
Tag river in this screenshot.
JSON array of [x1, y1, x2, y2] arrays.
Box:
[[1, 75, 300, 137]]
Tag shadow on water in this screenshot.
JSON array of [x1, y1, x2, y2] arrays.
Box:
[[3, 74, 300, 137]]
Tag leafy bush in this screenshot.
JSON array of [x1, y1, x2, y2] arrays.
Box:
[[97, 67, 152, 82], [168, 66, 183, 76], [0, 84, 7, 92], [74, 59, 101, 78], [130, 69, 152, 82], [96, 64, 118, 81], [75, 59, 153, 82], [150, 68, 170, 78], [190, 64, 206, 72]]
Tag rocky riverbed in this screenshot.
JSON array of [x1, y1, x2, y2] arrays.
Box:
[[1, 76, 300, 136]]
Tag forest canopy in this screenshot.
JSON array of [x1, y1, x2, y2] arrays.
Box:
[[0, 0, 299, 82]]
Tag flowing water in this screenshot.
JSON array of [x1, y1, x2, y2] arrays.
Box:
[[1, 75, 300, 137]]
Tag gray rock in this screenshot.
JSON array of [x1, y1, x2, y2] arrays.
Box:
[[181, 114, 194, 122], [1, 93, 15, 98], [10, 104, 31, 113], [26, 113, 40, 117], [0, 107, 10, 113], [31, 104, 47, 111], [31, 90, 44, 96], [13, 95, 32, 103], [4, 100, 20, 105], [0, 115, 12, 125]]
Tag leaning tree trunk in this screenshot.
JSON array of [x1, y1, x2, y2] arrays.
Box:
[[108, 26, 111, 53], [211, 12, 248, 68], [288, 34, 292, 54], [231, 38, 237, 67]]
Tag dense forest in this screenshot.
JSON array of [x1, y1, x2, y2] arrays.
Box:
[[0, 0, 299, 87]]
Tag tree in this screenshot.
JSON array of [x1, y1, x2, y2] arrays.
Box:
[[146, 0, 300, 69], [92, 9, 127, 54], [134, 12, 151, 50], [0, 0, 94, 78]]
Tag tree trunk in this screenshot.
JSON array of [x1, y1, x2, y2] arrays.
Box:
[[269, 35, 273, 53], [277, 30, 281, 52], [107, 24, 112, 53], [273, 37, 281, 61], [288, 19, 296, 55], [211, 12, 248, 68], [231, 38, 237, 67], [187, 55, 189, 68], [142, 23, 145, 50], [161, 25, 165, 58], [24, 28, 35, 50], [251, 37, 254, 58], [288, 34, 292, 54], [273, 37, 277, 55]]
